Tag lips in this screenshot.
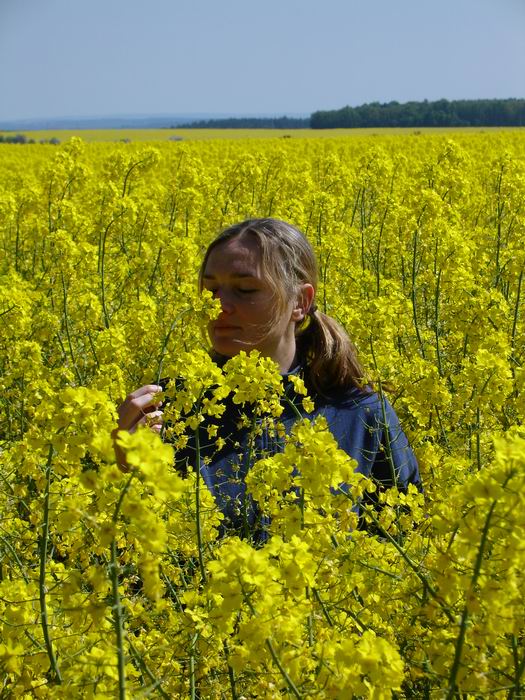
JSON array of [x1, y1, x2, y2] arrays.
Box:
[[213, 324, 240, 331]]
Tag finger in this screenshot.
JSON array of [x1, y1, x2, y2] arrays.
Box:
[[128, 384, 163, 400], [127, 386, 164, 412], [130, 411, 164, 434], [118, 387, 164, 430], [145, 410, 164, 427]]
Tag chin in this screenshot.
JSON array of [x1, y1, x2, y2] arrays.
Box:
[[210, 337, 244, 358]]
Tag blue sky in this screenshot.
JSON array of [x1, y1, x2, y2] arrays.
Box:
[[1, 0, 524, 120]]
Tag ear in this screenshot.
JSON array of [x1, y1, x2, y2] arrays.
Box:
[[291, 283, 315, 322]]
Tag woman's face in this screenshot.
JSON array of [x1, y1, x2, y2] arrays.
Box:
[[202, 235, 312, 372]]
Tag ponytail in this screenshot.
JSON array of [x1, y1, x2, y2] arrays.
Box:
[[297, 309, 365, 398]]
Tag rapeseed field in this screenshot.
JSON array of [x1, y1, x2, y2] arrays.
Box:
[[0, 132, 524, 697]]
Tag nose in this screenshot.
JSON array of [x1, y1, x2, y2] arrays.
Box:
[[215, 288, 234, 314]]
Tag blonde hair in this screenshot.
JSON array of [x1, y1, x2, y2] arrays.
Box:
[[199, 218, 365, 397]]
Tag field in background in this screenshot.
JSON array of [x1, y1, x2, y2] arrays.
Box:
[[1, 125, 523, 142]]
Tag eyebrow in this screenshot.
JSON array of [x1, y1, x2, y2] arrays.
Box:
[[202, 272, 259, 280]]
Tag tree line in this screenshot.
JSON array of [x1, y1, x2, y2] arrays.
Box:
[[176, 116, 310, 129], [0, 134, 61, 144], [178, 99, 524, 129], [310, 98, 525, 128]]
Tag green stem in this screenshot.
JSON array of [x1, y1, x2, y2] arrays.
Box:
[[494, 163, 504, 289], [445, 491, 503, 698], [39, 444, 62, 684], [113, 474, 135, 523], [127, 638, 171, 699], [511, 269, 523, 348], [242, 581, 302, 698], [122, 157, 148, 198], [160, 570, 184, 612], [411, 227, 426, 359], [266, 638, 303, 699], [0, 534, 29, 584], [222, 640, 239, 700], [369, 338, 398, 490], [110, 538, 127, 700], [15, 203, 23, 273], [360, 503, 454, 622], [509, 634, 525, 699], [312, 587, 334, 627], [189, 632, 199, 700], [476, 406, 482, 471], [0, 304, 17, 320], [194, 427, 207, 584], [435, 406, 451, 453], [375, 201, 390, 296], [109, 473, 135, 700], [147, 245, 163, 296], [99, 211, 125, 329], [240, 413, 258, 541], [306, 586, 314, 646], [332, 603, 370, 633], [434, 268, 444, 377], [87, 330, 100, 370], [154, 309, 190, 384], [61, 272, 83, 384]]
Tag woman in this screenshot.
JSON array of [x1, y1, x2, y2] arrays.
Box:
[[116, 218, 421, 535]]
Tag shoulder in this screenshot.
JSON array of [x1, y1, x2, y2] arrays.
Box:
[[318, 385, 389, 410], [318, 386, 404, 428]]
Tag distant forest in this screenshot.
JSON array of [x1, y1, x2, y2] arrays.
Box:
[[0, 133, 60, 144], [179, 99, 525, 129], [176, 115, 309, 129], [311, 98, 525, 128]]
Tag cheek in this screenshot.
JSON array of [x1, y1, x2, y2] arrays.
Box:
[[249, 299, 276, 323], [238, 296, 262, 315]]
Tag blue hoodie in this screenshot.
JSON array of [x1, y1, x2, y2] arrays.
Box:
[[173, 370, 422, 539]]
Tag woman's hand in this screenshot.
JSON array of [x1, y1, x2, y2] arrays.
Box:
[[117, 384, 164, 434], [112, 384, 164, 469]]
